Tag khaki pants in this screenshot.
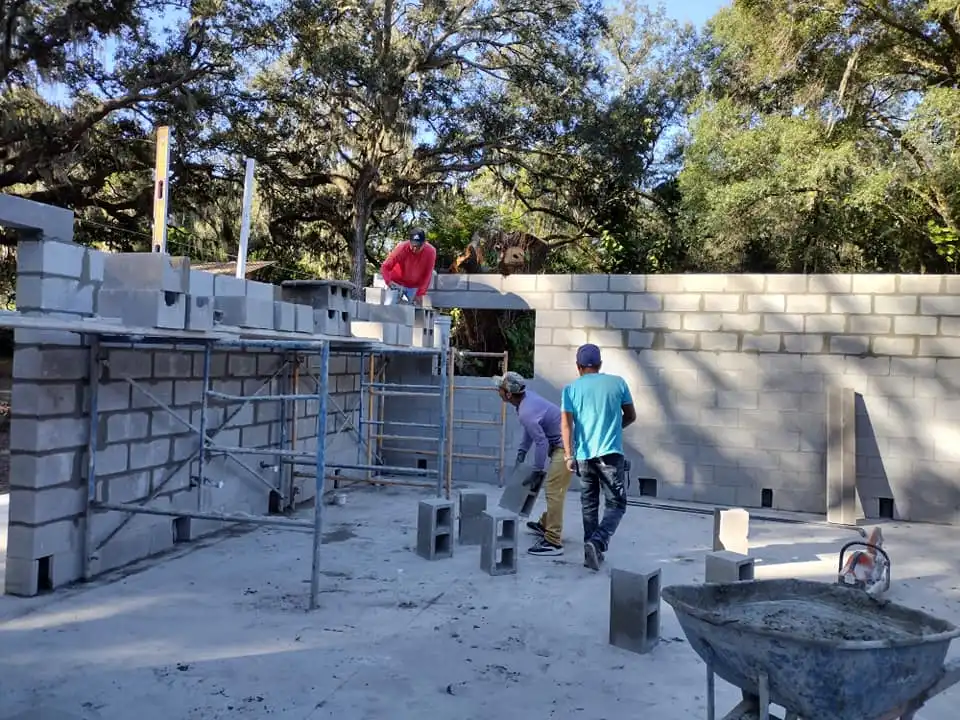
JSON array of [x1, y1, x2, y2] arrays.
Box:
[[537, 447, 573, 546]]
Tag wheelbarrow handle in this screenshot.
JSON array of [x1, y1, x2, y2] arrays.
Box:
[[838, 540, 891, 574]]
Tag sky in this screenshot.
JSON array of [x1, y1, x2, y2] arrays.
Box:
[[659, 0, 730, 27]]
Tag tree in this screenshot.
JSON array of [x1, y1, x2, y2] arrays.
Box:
[[236, 0, 608, 295]]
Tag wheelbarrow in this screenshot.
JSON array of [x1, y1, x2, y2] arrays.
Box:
[[662, 579, 960, 720]]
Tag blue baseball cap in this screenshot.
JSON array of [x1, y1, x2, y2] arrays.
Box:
[[409, 228, 426, 245], [576, 343, 602, 368]]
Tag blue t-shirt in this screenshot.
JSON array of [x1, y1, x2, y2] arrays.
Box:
[[560, 373, 633, 461]]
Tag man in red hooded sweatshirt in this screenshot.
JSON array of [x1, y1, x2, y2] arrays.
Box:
[[380, 228, 437, 306]]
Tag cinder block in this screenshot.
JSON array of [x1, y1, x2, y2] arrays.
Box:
[[214, 296, 274, 329], [0, 193, 75, 240], [188, 269, 215, 296], [364, 286, 387, 304], [185, 295, 215, 330], [459, 489, 488, 545], [414, 307, 435, 330], [358, 302, 415, 326], [705, 550, 755, 583], [16, 276, 96, 315], [395, 324, 414, 346], [102, 252, 189, 293], [351, 319, 399, 344], [17, 239, 85, 277], [609, 567, 661, 654], [213, 274, 246, 296], [498, 465, 543, 518], [281, 280, 354, 311], [416, 497, 455, 560], [294, 303, 313, 334], [97, 288, 186, 329], [245, 280, 275, 302], [413, 327, 435, 348], [337, 312, 351, 337], [712, 507, 749, 555], [273, 301, 297, 332], [480, 508, 519, 575], [4, 556, 41, 596]]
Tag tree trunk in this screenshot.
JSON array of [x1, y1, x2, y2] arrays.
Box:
[[351, 196, 372, 300]]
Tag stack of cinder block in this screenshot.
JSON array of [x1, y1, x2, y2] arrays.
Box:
[[353, 298, 415, 346], [281, 280, 354, 337], [211, 275, 275, 331], [98, 253, 193, 330]]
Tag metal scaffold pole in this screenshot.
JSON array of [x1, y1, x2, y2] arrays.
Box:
[[309, 340, 330, 610]]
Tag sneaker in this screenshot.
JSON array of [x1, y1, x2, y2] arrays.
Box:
[[528, 539, 563, 556], [526, 520, 546, 537], [583, 540, 603, 571]]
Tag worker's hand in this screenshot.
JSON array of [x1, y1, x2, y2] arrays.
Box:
[[515, 449, 527, 466], [565, 456, 578, 474], [414, 295, 423, 307]]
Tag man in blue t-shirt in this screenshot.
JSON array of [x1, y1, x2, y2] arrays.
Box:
[[560, 344, 636, 571]]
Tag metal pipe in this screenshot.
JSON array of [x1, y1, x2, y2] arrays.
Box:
[[376, 357, 385, 477], [357, 351, 365, 471], [369, 389, 440, 398], [281, 459, 439, 477], [498, 350, 509, 487], [289, 355, 300, 510], [365, 353, 375, 481], [381, 447, 439, 456], [453, 418, 501, 427], [367, 382, 439, 392], [455, 452, 501, 461], [92, 502, 314, 530], [278, 353, 290, 510], [360, 419, 441, 429], [198, 343, 211, 512], [457, 351, 508, 359], [446, 347, 455, 496], [437, 338, 449, 498], [372, 433, 438, 443], [309, 340, 330, 611], [452, 385, 499, 392], [82, 337, 100, 581], [206, 390, 310, 403]]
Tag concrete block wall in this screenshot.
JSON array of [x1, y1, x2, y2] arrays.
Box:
[[2, 220, 371, 596], [428, 273, 960, 524]]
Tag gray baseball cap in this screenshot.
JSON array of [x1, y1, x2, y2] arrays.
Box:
[[493, 371, 526, 394]]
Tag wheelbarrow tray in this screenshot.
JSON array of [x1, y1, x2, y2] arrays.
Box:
[[662, 579, 960, 720]]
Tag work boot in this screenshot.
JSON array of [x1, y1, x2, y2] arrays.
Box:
[[526, 520, 545, 537], [528, 538, 563, 556], [583, 540, 603, 571]]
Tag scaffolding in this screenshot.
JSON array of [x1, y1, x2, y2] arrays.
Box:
[[0, 308, 451, 611]]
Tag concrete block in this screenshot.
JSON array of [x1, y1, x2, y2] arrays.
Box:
[[414, 307, 435, 330], [17, 239, 85, 277], [712, 507, 749, 555], [188, 269, 216, 296], [395, 324, 414, 346], [294, 303, 314, 333], [498, 465, 543, 518], [102, 252, 189, 293], [185, 295, 215, 331], [363, 302, 415, 326], [213, 274, 247, 296], [364, 286, 387, 304], [281, 280, 354, 311], [245, 280, 275, 302], [214, 296, 274, 329], [458, 489, 488, 545], [351, 319, 399, 344], [705, 550, 755, 583], [827, 386, 860, 524], [609, 567, 661, 654], [337, 313, 351, 337], [413, 327, 435, 348], [480, 508, 519, 576], [0, 193, 74, 241], [416, 498, 455, 560], [273, 301, 297, 332], [97, 288, 186, 329], [16, 276, 96, 315]]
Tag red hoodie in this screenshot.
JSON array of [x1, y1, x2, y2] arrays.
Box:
[[380, 241, 436, 297]]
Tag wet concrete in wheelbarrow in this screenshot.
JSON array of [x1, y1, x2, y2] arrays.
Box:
[[0, 485, 959, 720]]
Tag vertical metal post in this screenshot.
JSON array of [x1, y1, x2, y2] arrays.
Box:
[[151, 126, 171, 253], [365, 353, 375, 481], [498, 350, 509, 487], [197, 343, 211, 511], [445, 346, 455, 498], [278, 352, 289, 509], [357, 351, 365, 467], [235, 158, 256, 278], [706, 663, 715, 720], [309, 341, 330, 610], [82, 337, 100, 581], [436, 346, 449, 498], [288, 355, 300, 511]]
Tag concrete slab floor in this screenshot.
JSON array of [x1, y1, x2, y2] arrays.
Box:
[[1, 486, 959, 720]]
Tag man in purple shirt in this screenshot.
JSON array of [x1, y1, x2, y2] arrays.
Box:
[[494, 371, 572, 556]]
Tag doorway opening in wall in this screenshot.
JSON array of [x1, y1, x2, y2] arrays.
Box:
[[441, 308, 535, 378], [761, 488, 774, 508], [878, 497, 895, 519], [36, 555, 53, 593]]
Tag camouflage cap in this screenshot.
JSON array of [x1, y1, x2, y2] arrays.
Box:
[[493, 371, 527, 394]]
